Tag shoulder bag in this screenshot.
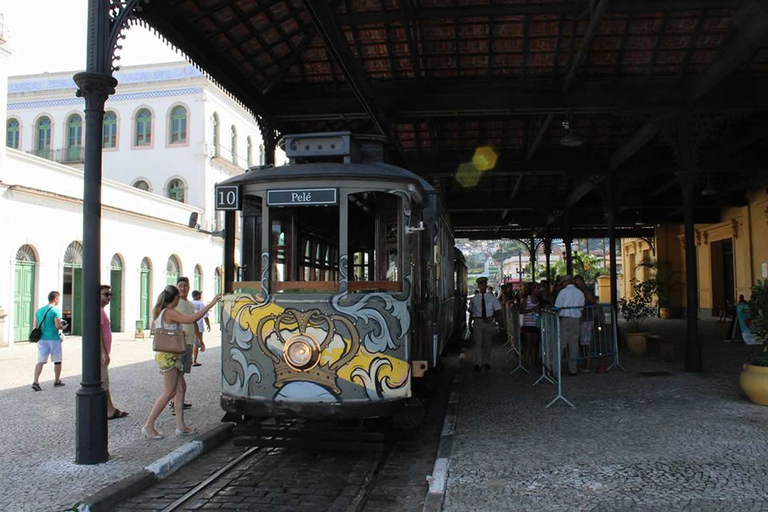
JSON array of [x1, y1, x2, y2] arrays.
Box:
[[151, 310, 187, 353], [29, 307, 53, 343]]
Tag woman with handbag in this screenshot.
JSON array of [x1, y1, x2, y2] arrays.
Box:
[[142, 285, 221, 440]]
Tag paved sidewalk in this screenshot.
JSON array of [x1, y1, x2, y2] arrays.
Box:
[[444, 319, 768, 511], [0, 328, 226, 512]]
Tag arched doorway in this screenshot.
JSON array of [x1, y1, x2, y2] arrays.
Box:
[[110, 254, 123, 332], [63, 241, 83, 335], [213, 266, 222, 323], [140, 258, 152, 330], [14, 245, 37, 342], [166, 255, 181, 285], [194, 264, 203, 292]]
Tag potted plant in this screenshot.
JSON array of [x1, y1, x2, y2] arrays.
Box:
[[740, 280, 768, 405], [636, 259, 681, 319], [619, 278, 657, 355]]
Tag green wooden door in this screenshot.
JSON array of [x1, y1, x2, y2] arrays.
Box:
[[110, 268, 122, 332], [13, 262, 35, 341], [140, 269, 151, 329], [213, 271, 221, 323], [193, 271, 202, 292], [72, 267, 83, 335]]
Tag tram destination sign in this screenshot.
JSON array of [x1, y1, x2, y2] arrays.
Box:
[[267, 188, 338, 207], [215, 185, 242, 211]]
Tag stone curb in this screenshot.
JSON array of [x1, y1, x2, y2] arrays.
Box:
[[423, 370, 461, 512], [71, 423, 235, 512]]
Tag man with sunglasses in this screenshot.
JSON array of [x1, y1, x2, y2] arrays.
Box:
[[100, 285, 128, 419]]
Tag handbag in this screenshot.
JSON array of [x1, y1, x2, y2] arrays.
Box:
[[29, 307, 53, 343], [151, 310, 187, 353]]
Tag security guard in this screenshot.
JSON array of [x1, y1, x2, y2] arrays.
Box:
[[469, 276, 501, 372]]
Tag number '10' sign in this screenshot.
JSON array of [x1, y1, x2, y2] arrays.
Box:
[[215, 185, 241, 211]]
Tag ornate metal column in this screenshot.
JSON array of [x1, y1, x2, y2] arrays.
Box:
[[674, 116, 702, 373], [678, 170, 702, 372], [529, 237, 536, 282], [74, 0, 142, 465], [604, 173, 619, 314], [258, 119, 278, 166], [564, 210, 573, 275], [544, 238, 552, 281]]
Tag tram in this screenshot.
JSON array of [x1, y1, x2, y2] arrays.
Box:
[[216, 132, 465, 418]]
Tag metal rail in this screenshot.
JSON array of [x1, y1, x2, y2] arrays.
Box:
[[160, 445, 269, 512]]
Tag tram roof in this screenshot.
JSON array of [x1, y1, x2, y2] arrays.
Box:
[[136, 0, 768, 238], [221, 161, 436, 194]]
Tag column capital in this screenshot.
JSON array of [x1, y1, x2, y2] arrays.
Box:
[[74, 72, 117, 102], [675, 170, 700, 189]]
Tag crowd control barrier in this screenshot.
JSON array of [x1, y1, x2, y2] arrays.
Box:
[[534, 304, 625, 408], [501, 302, 526, 374]]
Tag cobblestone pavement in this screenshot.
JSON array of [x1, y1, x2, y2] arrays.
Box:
[[0, 328, 226, 512], [444, 319, 768, 511]]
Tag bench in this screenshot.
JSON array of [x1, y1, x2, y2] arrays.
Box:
[[645, 334, 674, 361]]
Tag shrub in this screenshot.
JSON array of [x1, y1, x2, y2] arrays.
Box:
[[619, 278, 657, 332]]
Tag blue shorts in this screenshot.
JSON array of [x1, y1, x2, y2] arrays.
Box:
[[37, 339, 62, 364]]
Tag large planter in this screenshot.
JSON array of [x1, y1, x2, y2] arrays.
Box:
[[626, 332, 647, 356], [740, 363, 768, 406]]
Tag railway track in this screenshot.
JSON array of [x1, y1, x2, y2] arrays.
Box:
[[115, 359, 457, 512], [146, 419, 391, 512]]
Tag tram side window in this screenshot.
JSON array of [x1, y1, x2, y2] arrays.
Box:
[[348, 192, 401, 292], [270, 205, 339, 293]]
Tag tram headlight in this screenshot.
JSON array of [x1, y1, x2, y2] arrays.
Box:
[[283, 335, 320, 371]]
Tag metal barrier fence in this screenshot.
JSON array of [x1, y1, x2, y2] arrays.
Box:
[[534, 304, 625, 408], [501, 303, 526, 374]]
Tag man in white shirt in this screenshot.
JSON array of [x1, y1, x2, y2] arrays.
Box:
[[554, 274, 585, 375], [469, 276, 501, 372]]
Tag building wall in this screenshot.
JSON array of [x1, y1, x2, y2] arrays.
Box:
[[0, 149, 222, 344], [622, 186, 768, 316]]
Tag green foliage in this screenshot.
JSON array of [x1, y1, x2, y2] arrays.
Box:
[[748, 279, 768, 366], [635, 258, 681, 308], [619, 278, 658, 332], [545, 252, 608, 284]]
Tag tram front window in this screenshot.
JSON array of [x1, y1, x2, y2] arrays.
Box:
[[270, 204, 339, 293], [348, 192, 401, 292]]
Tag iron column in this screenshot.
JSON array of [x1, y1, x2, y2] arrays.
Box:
[[678, 170, 702, 372], [564, 210, 573, 275], [73, 0, 116, 465]]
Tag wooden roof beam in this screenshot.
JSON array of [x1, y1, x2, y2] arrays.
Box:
[[337, 0, 736, 26], [611, 0, 768, 170], [300, 0, 408, 165], [563, 0, 610, 92]]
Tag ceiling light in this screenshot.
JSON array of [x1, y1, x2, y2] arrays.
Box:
[[701, 176, 717, 196], [559, 119, 584, 148]]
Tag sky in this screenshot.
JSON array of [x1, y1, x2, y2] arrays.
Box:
[[1, 0, 182, 76]]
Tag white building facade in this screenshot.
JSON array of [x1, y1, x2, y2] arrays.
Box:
[[1, 60, 280, 346]]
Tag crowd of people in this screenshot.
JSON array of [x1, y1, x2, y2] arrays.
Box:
[[469, 274, 598, 375], [30, 277, 220, 440]]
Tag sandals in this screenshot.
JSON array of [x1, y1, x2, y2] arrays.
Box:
[[108, 409, 129, 420], [192, 362, 202, 367], [54, 381, 65, 387], [31, 382, 42, 392]]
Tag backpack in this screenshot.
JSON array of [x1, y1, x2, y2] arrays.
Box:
[[29, 307, 53, 343]]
